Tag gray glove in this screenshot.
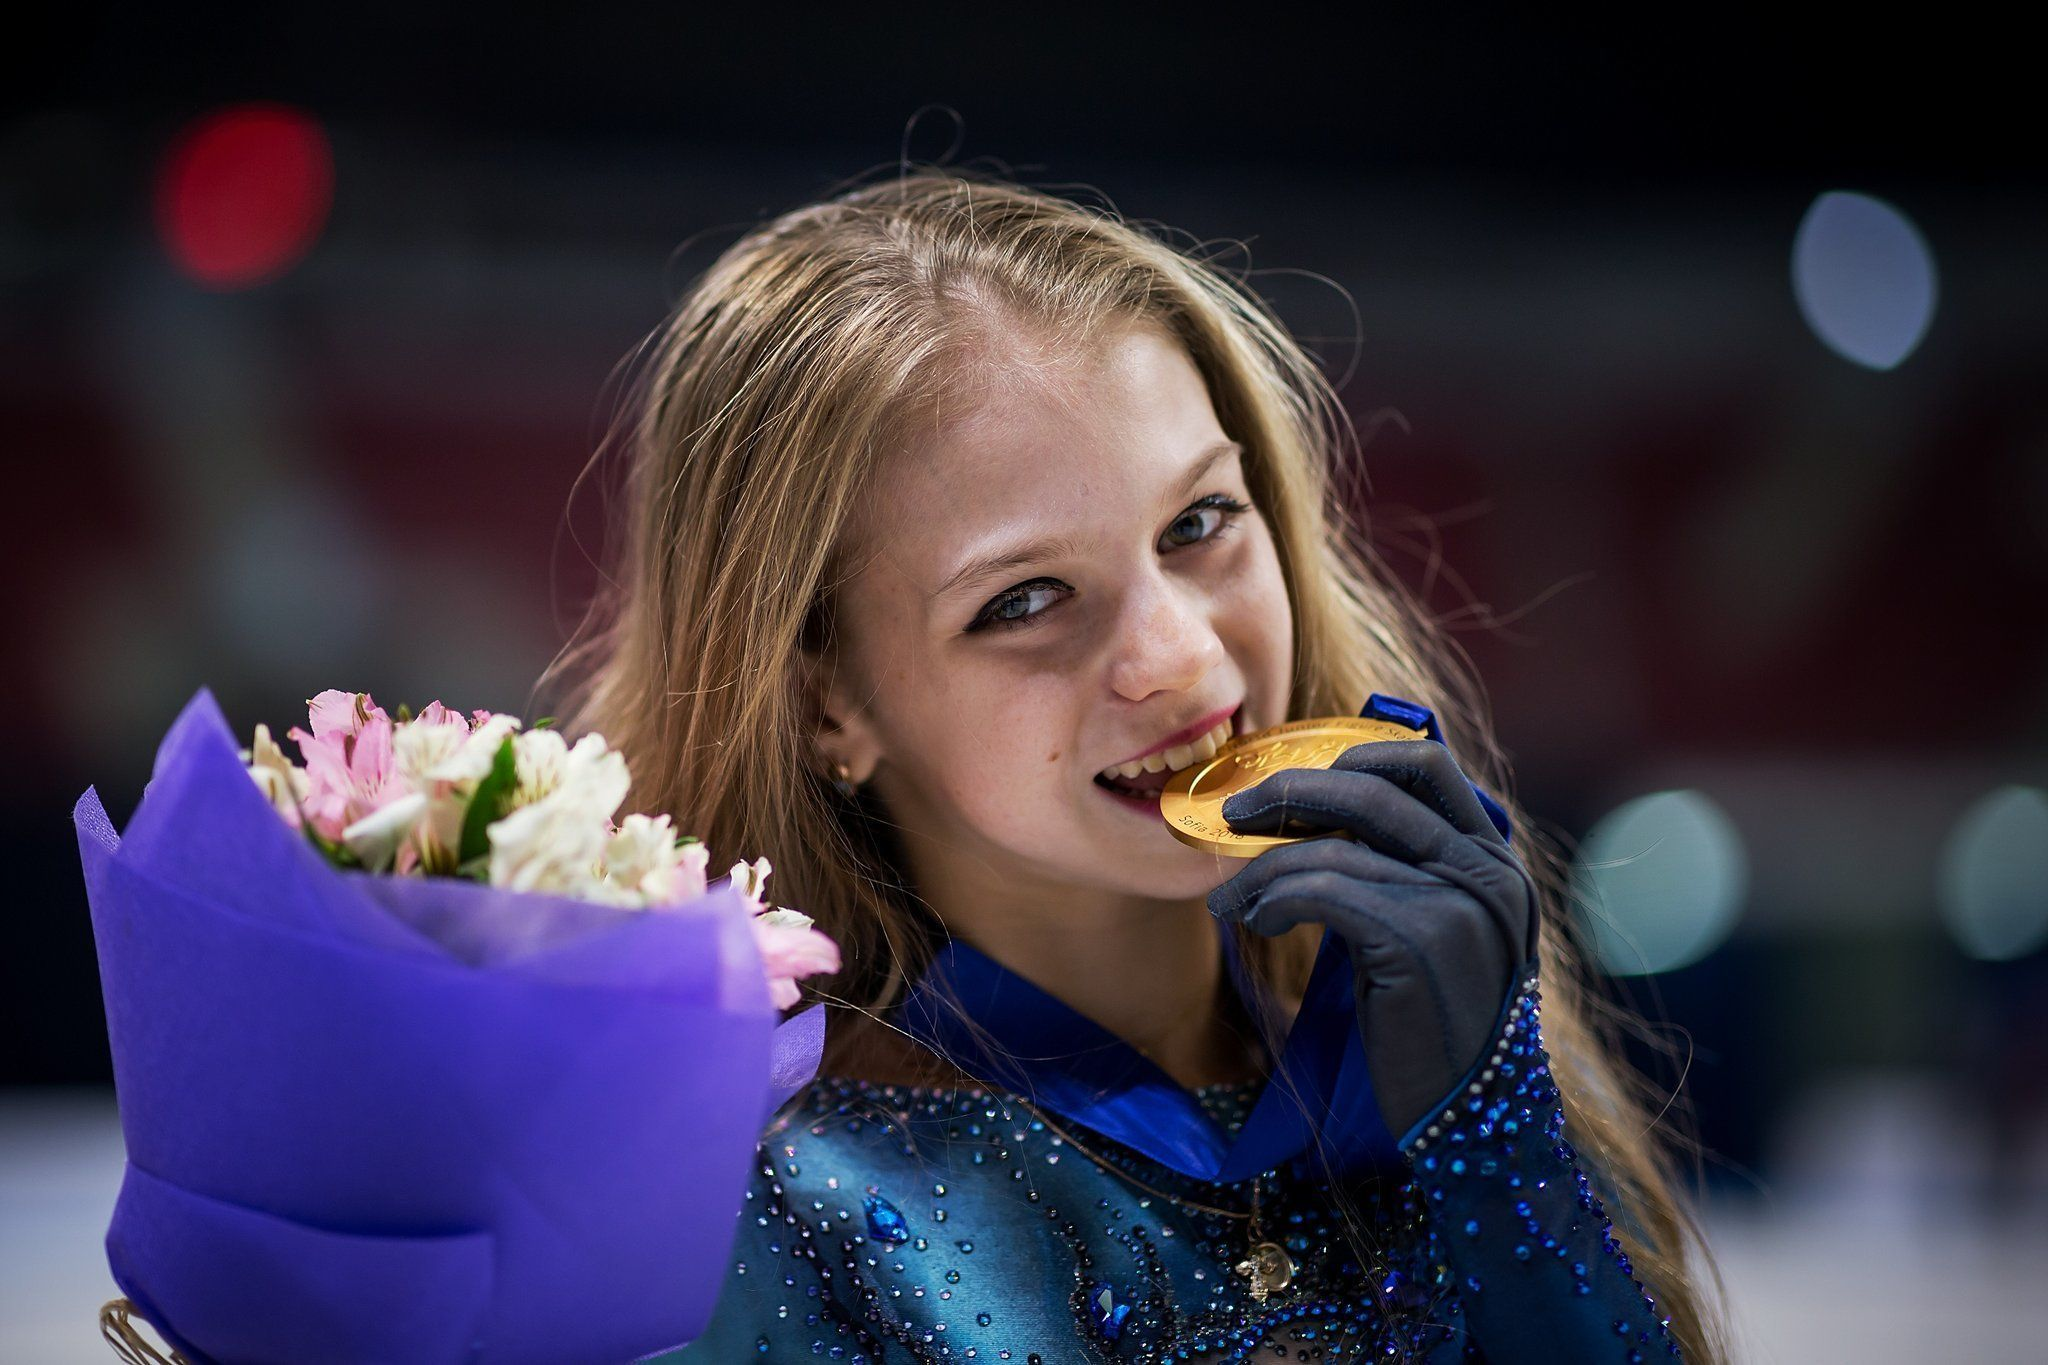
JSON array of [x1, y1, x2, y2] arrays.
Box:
[[1205, 734, 1540, 1143]]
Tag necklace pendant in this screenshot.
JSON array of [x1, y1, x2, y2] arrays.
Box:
[[1234, 1240, 1295, 1303]]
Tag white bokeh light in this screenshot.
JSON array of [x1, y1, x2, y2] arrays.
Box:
[[1572, 790, 1749, 977], [1936, 785, 2048, 962], [1791, 189, 1939, 370]]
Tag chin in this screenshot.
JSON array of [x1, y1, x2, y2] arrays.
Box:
[[1091, 834, 1237, 901]]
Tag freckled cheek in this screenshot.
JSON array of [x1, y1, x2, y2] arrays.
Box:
[[1218, 536, 1295, 682], [937, 728, 1080, 826], [1208, 552, 1283, 629]]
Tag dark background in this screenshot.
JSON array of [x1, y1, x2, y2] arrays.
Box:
[[5, 8, 2045, 1357]]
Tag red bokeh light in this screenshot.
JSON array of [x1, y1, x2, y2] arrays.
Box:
[[153, 102, 334, 290]]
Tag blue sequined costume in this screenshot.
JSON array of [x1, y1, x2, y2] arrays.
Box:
[[656, 944, 1679, 1363]]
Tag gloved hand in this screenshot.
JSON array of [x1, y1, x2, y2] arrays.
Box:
[[1205, 713, 1540, 1143]]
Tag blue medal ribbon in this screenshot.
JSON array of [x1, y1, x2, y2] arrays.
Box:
[[892, 915, 1397, 1181]]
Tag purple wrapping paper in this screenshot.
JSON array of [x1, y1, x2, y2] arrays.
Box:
[[73, 687, 826, 1365]]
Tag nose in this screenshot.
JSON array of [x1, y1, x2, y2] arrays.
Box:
[[1107, 575, 1227, 703]]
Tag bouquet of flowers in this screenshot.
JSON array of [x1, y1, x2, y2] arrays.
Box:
[[74, 686, 838, 1365]]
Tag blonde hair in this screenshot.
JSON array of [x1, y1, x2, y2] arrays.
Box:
[[539, 163, 1730, 1361]]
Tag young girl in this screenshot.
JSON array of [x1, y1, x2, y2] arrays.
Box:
[[545, 167, 1728, 1363]]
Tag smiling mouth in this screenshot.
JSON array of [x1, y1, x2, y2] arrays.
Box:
[[1094, 767, 1175, 802], [1092, 704, 1244, 806]]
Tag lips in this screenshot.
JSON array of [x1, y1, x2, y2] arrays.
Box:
[[1092, 702, 1245, 804], [1106, 700, 1242, 772]]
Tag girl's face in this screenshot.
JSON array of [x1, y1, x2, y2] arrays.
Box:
[[813, 321, 1295, 909]]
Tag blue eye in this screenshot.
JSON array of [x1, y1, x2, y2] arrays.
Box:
[[971, 579, 1066, 632], [1162, 493, 1251, 549], [965, 492, 1253, 634]]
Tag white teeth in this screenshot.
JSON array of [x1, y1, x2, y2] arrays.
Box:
[[1098, 713, 1237, 783]]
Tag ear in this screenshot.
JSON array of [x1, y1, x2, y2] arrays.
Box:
[[796, 639, 885, 785]]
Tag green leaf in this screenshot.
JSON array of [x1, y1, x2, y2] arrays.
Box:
[[458, 735, 521, 866], [302, 823, 363, 870], [531, 716, 557, 730], [675, 834, 703, 847]]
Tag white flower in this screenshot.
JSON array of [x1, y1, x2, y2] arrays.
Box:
[[508, 727, 570, 810], [241, 723, 310, 828], [484, 733, 631, 896], [388, 712, 490, 874], [601, 813, 680, 903], [486, 793, 611, 896], [671, 840, 711, 903], [571, 872, 649, 908], [727, 855, 774, 913], [558, 733, 632, 819], [425, 712, 524, 785], [342, 791, 428, 873], [392, 719, 471, 790]]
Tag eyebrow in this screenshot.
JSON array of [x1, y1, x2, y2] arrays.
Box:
[[931, 439, 1245, 601]]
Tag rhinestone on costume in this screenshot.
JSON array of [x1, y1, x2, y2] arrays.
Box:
[[862, 1191, 910, 1245], [1086, 1280, 1131, 1341]]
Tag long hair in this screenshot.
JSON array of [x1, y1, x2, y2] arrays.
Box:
[[538, 164, 1729, 1361]]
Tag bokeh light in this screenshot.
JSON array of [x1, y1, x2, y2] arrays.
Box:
[[1791, 189, 1938, 370], [153, 102, 333, 290], [1572, 789, 1749, 976], [1936, 785, 2048, 961]]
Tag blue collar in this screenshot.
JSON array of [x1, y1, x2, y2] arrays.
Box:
[[890, 916, 1398, 1182]]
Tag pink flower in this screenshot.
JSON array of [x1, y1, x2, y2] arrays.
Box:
[[751, 907, 841, 1011], [288, 689, 412, 845], [412, 700, 471, 731]]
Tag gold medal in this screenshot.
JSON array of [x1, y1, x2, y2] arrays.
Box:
[[1159, 715, 1430, 857]]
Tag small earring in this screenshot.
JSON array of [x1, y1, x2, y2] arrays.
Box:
[[831, 761, 858, 799]]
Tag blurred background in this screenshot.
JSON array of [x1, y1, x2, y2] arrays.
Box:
[[5, 7, 2044, 1361]]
